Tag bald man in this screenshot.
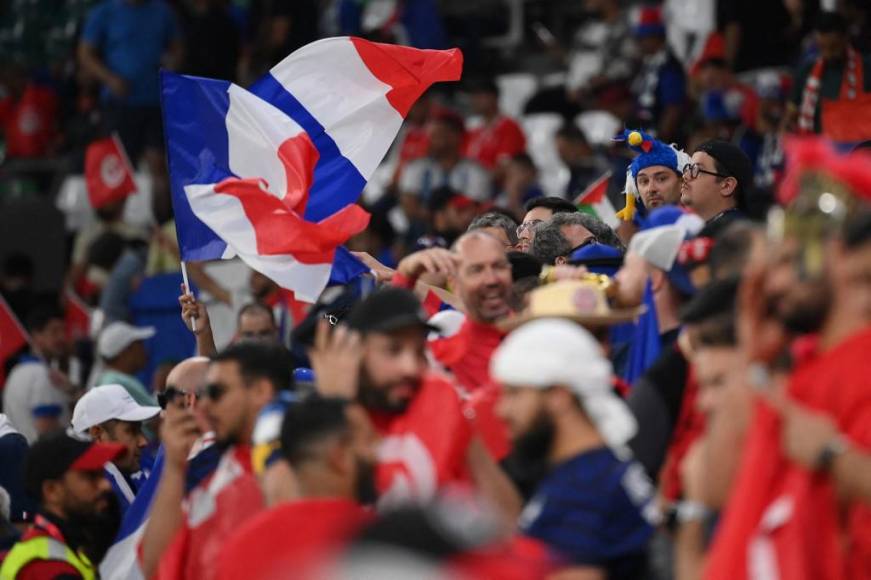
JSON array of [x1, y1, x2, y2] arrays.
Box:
[[142, 357, 214, 579], [393, 231, 513, 394]]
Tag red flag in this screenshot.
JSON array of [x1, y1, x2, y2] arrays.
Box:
[[0, 295, 29, 385], [64, 289, 92, 341], [574, 170, 611, 205], [85, 135, 137, 209]]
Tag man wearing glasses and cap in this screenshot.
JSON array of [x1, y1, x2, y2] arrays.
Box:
[[72, 384, 161, 517], [492, 319, 658, 579], [680, 139, 753, 237]]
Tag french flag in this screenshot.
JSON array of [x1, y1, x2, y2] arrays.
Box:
[[161, 37, 463, 301]]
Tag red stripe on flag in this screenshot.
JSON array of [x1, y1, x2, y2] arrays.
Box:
[[64, 289, 92, 341], [574, 171, 612, 205], [0, 295, 29, 385], [349, 37, 463, 117]]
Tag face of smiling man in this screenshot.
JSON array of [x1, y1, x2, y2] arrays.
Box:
[[451, 232, 513, 324]]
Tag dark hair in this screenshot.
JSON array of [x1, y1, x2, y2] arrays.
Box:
[[280, 396, 349, 465], [815, 11, 848, 34], [549, 211, 624, 251], [529, 222, 572, 265], [464, 76, 499, 96], [523, 196, 577, 215], [507, 251, 543, 281], [709, 221, 761, 280], [680, 277, 739, 347], [236, 302, 276, 326], [468, 212, 519, 245], [25, 305, 63, 334], [2, 253, 34, 279], [428, 186, 462, 212], [555, 123, 588, 144], [843, 207, 871, 249], [510, 152, 537, 171], [211, 342, 294, 391], [430, 110, 465, 134], [86, 232, 126, 270]]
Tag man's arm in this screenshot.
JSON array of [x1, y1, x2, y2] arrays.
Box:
[[77, 42, 128, 99], [140, 410, 199, 579], [179, 288, 217, 357], [465, 437, 523, 527]]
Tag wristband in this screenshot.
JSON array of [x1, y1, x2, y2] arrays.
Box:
[[815, 435, 849, 472], [675, 500, 710, 524]]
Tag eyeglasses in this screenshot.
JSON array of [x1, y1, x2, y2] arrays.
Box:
[[682, 163, 730, 181], [198, 383, 227, 403], [157, 386, 193, 409], [516, 219, 543, 237]]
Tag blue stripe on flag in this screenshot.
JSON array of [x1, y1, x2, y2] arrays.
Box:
[[160, 71, 233, 261], [249, 73, 368, 222]]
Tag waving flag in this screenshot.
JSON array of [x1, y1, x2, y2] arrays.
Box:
[[574, 170, 619, 228], [85, 135, 137, 209], [161, 37, 463, 301]]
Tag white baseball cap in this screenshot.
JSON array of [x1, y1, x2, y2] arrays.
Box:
[[490, 318, 637, 450], [97, 321, 155, 359], [72, 384, 161, 433]]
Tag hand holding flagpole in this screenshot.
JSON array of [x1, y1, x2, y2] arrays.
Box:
[[180, 261, 197, 332]]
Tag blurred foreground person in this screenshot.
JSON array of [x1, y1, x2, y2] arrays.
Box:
[[309, 287, 521, 519], [0, 434, 124, 579], [492, 319, 658, 579], [706, 140, 871, 579], [146, 342, 292, 580], [217, 397, 375, 580]]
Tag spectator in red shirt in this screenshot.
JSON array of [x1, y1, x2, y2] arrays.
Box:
[[464, 78, 527, 174], [217, 397, 375, 580]]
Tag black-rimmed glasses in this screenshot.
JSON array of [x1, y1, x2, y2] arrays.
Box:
[[682, 163, 730, 181]]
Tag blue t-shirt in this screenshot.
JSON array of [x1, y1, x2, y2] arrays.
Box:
[[82, 0, 181, 106], [519, 447, 657, 578]]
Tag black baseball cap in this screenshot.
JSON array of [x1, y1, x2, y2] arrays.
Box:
[[345, 287, 438, 335], [291, 284, 362, 347], [694, 140, 753, 192], [24, 432, 124, 499]]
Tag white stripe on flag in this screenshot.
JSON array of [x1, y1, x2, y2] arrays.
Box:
[[268, 37, 404, 179]]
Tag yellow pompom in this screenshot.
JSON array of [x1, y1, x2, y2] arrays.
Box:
[[628, 131, 643, 146]]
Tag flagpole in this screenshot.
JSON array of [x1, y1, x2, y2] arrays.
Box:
[[180, 261, 197, 332]]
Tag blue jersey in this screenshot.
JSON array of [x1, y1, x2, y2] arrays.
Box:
[[519, 447, 658, 579]]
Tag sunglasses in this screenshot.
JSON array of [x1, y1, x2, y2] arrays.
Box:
[[682, 162, 730, 181], [198, 383, 227, 403], [157, 386, 193, 409]]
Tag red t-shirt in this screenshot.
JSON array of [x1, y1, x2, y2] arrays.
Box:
[[705, 326, 871, 580], [370, 373, 474, 505], [156, 446, 265, 580], [216, 499, 371, 580], [465, 116, 526, 170], [428, 317, 505, 394]]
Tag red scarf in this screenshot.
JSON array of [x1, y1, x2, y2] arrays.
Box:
[[798, 47, 864, 133]]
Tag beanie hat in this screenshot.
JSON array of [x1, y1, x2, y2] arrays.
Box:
[[613, 129, 691, 222]]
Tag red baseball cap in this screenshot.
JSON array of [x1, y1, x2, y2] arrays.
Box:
[[25, 433, 125, 497]]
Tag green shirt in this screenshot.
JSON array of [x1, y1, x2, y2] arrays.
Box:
[[97, 370, 158, 407]]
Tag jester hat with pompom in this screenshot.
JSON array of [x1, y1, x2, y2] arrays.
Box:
[[612, 129, 691, 221]]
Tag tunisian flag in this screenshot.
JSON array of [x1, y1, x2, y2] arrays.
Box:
[[85, 136, 137, 209], [0, 295, 29, 385]]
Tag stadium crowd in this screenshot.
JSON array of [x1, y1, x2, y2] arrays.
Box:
[[1, 0, 871, 578]]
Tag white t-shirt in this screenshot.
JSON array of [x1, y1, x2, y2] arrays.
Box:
[[2, 361, 72, 443]]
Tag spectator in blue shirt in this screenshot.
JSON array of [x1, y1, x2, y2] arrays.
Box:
[[492, 319, 659, 579], [78, 0, 183, 221], [630, 5, 686, 143]]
